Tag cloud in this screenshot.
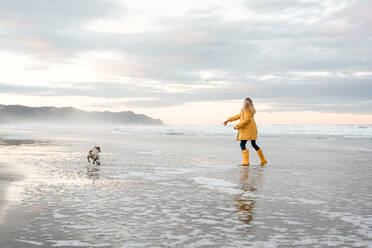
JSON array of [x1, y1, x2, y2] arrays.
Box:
[[0, 0, 120, 28], [0, 0, 371, 115], [244, 0, 321, 13], [0, 0, 121, 59], [1, 70, 371, 113]]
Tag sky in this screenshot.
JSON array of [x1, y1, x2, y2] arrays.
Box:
[[0, 0, 371, 125]]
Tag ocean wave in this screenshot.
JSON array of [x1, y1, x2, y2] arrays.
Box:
[[110, 125, 372, 140], [1, 124, 372, 140]]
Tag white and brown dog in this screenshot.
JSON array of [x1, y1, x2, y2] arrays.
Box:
[[87, 146, 101, 165]]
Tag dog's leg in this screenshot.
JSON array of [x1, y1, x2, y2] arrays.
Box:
[[87, 155, 91, 163]]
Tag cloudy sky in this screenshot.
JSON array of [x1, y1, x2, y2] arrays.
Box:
[[0, 0, 371, 125]]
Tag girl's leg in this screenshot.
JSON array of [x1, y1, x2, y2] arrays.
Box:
[[239, 140, 249, 166], [251, 140, 267, 165], [240, 140, 247, 150], [250, 140, 260, 151]]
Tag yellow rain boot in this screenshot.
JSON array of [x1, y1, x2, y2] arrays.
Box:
[[240, 150, 249, 166], [257, 149, 267, 166]]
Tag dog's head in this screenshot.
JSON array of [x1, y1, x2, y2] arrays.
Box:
[[95, 146, 101, 152]]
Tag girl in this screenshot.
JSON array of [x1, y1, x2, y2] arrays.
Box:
[[223, 98, 267, 166]]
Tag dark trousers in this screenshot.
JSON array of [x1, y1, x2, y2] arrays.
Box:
[[240, 140, 260, 151]]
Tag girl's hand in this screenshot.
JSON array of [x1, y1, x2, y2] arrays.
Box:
[[234, 125, 239, 130], [223, 121, 228, 126]]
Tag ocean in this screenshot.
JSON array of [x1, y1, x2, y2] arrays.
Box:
[[0, 125, 371, 247], [2, 124, 372, 140]]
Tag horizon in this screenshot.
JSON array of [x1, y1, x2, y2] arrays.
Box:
[[1, 0, 371, 125], [1, 103, 372, 126]]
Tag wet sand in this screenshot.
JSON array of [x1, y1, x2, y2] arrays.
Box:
[[0, 128, 371, 247], [0, 162, 27, 248], [0, 162, 23, 220], [0, 163, 12, 217]]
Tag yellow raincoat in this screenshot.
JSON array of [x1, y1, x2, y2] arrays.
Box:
[[228, 109, 257, 140]]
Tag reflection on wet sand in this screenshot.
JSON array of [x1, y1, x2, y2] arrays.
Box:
[[235, 167, 264, 224], [87, 167, 100, 184], [0, 139, 49, 146]]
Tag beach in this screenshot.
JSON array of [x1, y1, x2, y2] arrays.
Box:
[[0, 162, 23, 223], [0, 125, 371, 247]]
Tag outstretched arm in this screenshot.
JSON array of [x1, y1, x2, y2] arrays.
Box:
[[223, 113, 241, 125]]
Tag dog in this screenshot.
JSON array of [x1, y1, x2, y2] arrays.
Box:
[[87, 146, 101, 165]]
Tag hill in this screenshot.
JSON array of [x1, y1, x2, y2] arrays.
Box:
[[0, 105, 164, 125]]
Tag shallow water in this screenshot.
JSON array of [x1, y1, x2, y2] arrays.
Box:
[[0, 127, 371, 247]]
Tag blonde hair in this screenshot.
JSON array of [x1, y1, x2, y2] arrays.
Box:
[[242, 98, 256, 115]]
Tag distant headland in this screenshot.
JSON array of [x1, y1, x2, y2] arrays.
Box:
[[0, 104, 164, 125]]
